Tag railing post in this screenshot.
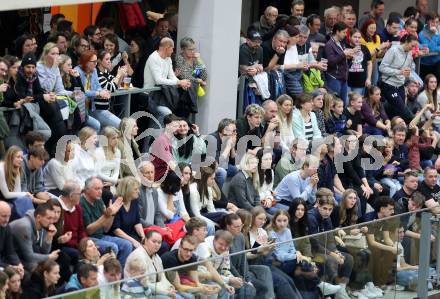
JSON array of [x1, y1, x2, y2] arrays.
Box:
[[237, 76, 246, 119], [417, 212, 432, 298]]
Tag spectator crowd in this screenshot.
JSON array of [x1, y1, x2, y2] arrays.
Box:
[[0, 0, 439, 298]]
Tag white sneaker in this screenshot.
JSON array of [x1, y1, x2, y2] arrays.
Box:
[[335, 286, 351, 299], [318, 281, 342, 295], [365, 282, 383, 298]]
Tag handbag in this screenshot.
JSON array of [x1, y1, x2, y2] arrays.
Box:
[[343, 234, 368, 249]]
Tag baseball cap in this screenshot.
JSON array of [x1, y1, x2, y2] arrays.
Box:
[[247, 30, 262, 42]]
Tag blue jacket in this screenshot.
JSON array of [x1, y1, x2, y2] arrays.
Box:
[[269, 228, 297, 262], [419, 27, 440, 65], [65, 274, 83, 292], [292, 108, 322, 140], [74, 66, 103, 98]]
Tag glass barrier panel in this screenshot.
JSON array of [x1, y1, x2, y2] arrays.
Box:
[[46, 209, 440, 299]]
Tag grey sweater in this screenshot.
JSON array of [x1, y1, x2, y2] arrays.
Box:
[[9, 210, 52, 270], [379, 45, 414, 87], [21, 157, 44, 195]]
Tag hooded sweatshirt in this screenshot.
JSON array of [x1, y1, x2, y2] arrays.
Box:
[[379, 44, 414, 87], [9, 210, 52, 270]]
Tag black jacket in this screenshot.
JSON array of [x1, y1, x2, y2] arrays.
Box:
[[150, 84, 198, 115]]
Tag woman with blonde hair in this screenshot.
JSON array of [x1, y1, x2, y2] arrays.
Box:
[[111, 176, 145, 249], [228, 152, 260, 210], [276, 94, 295, 152], [71, 126, 98, 188], [0, 146, 33, 219], [36, 42, 69, 155], [118, 117, 141, 177], [96, 126, 121, 192]]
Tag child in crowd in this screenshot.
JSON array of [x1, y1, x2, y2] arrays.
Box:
[[325, 98, 347, 136], [268, 210, 302, 276], [379, 138, 402, 197], [121, 256, 153, 298]]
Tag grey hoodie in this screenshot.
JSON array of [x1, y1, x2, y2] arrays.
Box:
[[379, 44, 414, 87], [9, 210, 52, 271], [21, 155, 44, 195]]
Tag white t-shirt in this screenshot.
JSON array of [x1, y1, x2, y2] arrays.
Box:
[[171, 239, 211, 260], [284, 45, 299, 65]]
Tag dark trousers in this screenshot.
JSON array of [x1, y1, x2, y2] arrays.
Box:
[[381, 82, 414, 123]]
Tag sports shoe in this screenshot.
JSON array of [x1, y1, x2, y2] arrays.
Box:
[[365, 282, 383, 297], [318, 281, 342, 295]]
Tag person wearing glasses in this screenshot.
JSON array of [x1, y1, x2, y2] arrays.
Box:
[[83, 25, 103, 51], [74, 49, 117, 132], [67, 34, 90, 67], [161, 235, 221, 298], [56, 180, 86, 267], [175, 37, 207, 87]]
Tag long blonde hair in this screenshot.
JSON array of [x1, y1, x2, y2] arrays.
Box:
[[4, 146, 22, 192], [102, 126, 119, 161], [39, 42, 58, 66], [78, 127, 97, 150], [58, 54, 72, 88], [119, 117, 137, 140], [238, 153, 258, 187], [323, 93, 334, 120], [116, 176, 140, 202]]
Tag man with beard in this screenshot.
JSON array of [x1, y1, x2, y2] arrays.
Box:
[[251, 6, 278, 37], [239, 30, 264, 76]]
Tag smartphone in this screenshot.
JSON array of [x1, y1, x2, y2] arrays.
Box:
[[268, 237, 276, 243]]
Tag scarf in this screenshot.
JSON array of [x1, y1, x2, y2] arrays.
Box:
[[18, 67, 38, 97]]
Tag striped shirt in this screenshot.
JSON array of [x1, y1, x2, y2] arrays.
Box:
[[304, 120, 314, 141], [96, 69, 117, 110]]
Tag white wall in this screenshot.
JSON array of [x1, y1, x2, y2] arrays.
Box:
[[178, 0, 242, 134], [358, 0, 439, 19]]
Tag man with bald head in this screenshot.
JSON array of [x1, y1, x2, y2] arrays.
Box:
[[251, 6, 278, 37], [0, 201, 23, 274], [138, 161, 165, 228], [143, 37, 191, 124]]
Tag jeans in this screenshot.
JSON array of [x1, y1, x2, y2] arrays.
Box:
[[10, 196, 34, 221], [380, 177, 402, 198], [155, 105, 173, 127], [396, 267, 435, 289], [347, 86, 365, 96], [325, 75, 348, 106], [91, 109, 121, 131], [266, 202, 290, 215], [363, 124, 385, 136], [84, 115, 101, 132], [92, 235, 132, 267], [215, 165, 239, 188]]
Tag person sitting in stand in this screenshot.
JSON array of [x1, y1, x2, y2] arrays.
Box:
[[111, 176, 145, 249], [9, 203, 61, 272], [275, 154, 319, 210], [43, 141, 75, 196], [80, 176, 131, 268], [0, 146, 34, 220]]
